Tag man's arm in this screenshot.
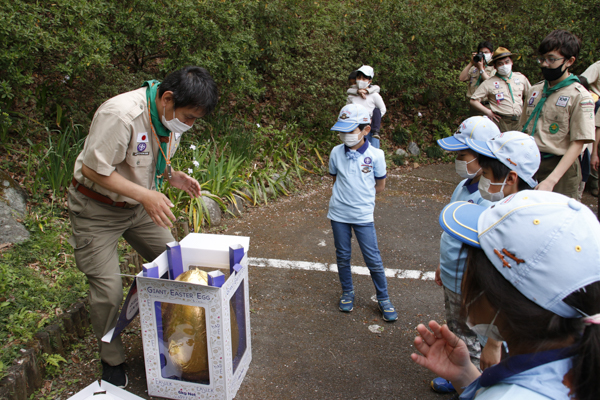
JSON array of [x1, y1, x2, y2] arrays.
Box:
[[536, 140, 585, 192], [591, 126, 600, 171], [82, 163, 176, 228]]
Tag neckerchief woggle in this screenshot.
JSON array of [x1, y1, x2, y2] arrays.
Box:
[[459, 346, 575, 400], [142, 80, 171, 188], [522, 74, 579, 137], [497, 72, 514, 103]]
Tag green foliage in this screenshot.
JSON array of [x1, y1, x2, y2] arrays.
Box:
[[424, 146, 445, 160], [391, 154, 405, 167], [41, 353, 68, 377], [392, 125, 411, 146]]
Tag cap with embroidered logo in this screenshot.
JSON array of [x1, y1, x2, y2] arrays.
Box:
[[439, 190, 600, 318], [464, 130, 540, 188], [437, 116, 501, 151], [331, 104, 371, 133]]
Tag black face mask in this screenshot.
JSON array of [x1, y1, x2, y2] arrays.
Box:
[[541, 61, 566, 82]]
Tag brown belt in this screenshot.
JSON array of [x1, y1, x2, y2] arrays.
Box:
[[71, 178, 136, 208]]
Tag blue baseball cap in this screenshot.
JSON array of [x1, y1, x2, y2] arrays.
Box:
[[464, 131, 540, 188], [437, 116, 501, 151], [439, 190, 600, 318], [331, 104, 371, 132]]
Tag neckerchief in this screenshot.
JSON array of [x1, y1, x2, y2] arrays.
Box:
[[498, 72, 514, 103], [460, 346, 575, 400], [142, 80, 171, 188], [522, 75, 579, 136]]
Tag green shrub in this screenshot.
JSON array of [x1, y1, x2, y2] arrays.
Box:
[[391, 154, 406, 166], [425, 146, 445, 159]]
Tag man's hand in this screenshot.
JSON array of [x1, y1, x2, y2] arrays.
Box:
[[140, 190, 176, 229], [168, 170, 201, 198], [591, 153, 599, 171], [471, 53, 485, 71], [484, 108, 500, 123], [535, 179, 556, 192], [435, 265, 443, 287]]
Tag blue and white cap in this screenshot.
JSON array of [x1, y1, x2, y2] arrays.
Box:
[[437, 116, 501, 151], [330, 104, 371, 133], [439, 190, 600, 318], [464, 131, 540, 188]]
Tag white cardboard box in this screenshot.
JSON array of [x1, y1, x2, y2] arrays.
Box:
[[137, 233, 251, 400], [67, 380, 144, 400]]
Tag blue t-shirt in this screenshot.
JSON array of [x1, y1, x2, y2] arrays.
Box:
[[327, 140, 387, 224], [439, 178, 492, 293]]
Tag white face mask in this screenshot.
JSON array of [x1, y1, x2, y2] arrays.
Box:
[[478, 175, 508, 202], [162, 105, 193, 134], [467, 310, 504, 342], [339, 132, 363, 147], [497, 64, 512, 76], [455, 158, 480, 179], [484, 53, 492, 63], [357, 80, 370, 89]]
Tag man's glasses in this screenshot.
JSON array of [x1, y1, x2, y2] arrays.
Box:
[[537, 57, 564, 65]]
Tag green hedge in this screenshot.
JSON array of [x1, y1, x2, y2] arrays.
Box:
[[1, 0, 599, 137]]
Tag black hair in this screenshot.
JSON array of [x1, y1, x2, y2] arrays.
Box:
[[348, 70, 358, 81], [538, 30, 581, 60], [461, 246, 600, 400], [477, 154, 534, 191], [477, 41, 494, 53], [356, 71, 372, 80], [358, 123, 371, 131], [578, 75, 590, 91], [158, 66, 219, 115]]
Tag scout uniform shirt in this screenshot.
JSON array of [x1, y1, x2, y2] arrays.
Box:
[[73, 87, 182, 204], [519, 80, 595, 156], [581, 60, 600, 97], [327, 140, 386, 224], [466, 65, 496, 98], [471, 72, 531, 119]]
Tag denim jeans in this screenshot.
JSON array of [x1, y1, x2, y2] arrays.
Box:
[[330, 220, 389, 301]]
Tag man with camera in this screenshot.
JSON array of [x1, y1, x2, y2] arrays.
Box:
[[470, 47, 531, 132], [459, 41, 495, 116]]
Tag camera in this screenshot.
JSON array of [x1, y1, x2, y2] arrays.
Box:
[[473, 52, 485, 63]]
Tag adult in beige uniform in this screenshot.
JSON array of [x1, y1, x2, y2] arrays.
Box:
[[519, 30, 595, 199], [458, 41, 495, 116], [68, 66, 218, 387], [581, 61, 600, 196], [470, 47, 531, 132]]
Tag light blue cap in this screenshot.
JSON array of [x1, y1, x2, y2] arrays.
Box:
[[439, 190, 600, 318], [464, 131, 540, 188], [437, 116, 501, 151], [331, 104, 371, 132]]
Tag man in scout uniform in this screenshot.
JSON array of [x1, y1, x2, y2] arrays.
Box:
[[470, 47, 531, 132], [519, 30, 596, 198], [67, 66, 218, 387], [581, 61, 600, 197], [458, 41, 496, 116]]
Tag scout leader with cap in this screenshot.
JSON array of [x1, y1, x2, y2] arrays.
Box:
[[412, 190, 600, 399], [470, 47, 531, 133], [68, 66, 218, 387], [520, 30, 596, 199]]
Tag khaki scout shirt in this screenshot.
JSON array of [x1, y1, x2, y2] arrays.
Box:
[[466, 65, 496, 98], [471, 72, 531, 117], [519, 80, 596, 156], [581, 60, 600, 97], [73, 87, 182, 204]]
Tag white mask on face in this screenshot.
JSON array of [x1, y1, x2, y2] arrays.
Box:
[[339, 132, 362, 147], [484, 53, 492, 63], [357, 80, 370, 89], [497, 64, 512, 76], [455, 158, 480, 179], [467, 310, 504, 342], [162, 105, 193, 134], [478, 175, 508, 202]]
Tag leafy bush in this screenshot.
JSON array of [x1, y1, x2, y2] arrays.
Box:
[[391, 154, 406, 167], [425, 146, 445, 160]]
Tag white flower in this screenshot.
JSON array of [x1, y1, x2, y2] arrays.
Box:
[[418, 112, 423, 117], [190, 144, 197, 150], [256, 123, 261, 128], [192, 160, 200, 167], [188, 168, 193, 174]]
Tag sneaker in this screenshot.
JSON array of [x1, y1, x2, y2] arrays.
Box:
[[592, 188, 599, 197], [101, 360, 128, 388], [378, 299, 398, 322], [338, 291, 355, 312], [431, 377, 455, 393], [372, 133, 381, 140]]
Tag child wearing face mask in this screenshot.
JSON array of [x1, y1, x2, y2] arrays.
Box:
[[346, 65, 386, 148], [327, 104, 397, 322], [470, 47, 531, 132], [430, 116, 502, 395], [463, 131, 540, 202]]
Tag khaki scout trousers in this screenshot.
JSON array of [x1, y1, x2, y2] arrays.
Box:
[[493, 115, 521, 133], [67, 185, 174, 366], [535, 155, 581, 199]]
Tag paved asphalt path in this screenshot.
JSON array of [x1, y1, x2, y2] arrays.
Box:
[[117, 163, 599, 399]]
